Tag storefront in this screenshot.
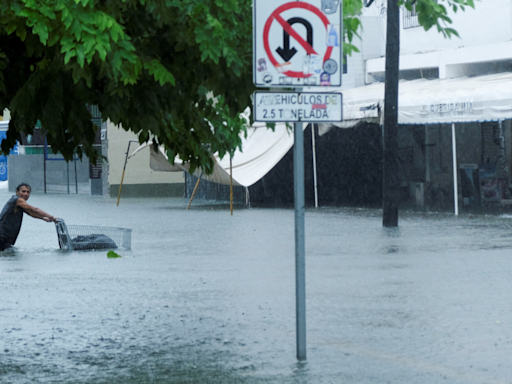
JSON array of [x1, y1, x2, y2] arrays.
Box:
[[323, 72, 512, 212]]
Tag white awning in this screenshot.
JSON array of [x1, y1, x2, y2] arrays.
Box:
[[133, 73, 512, 189], [132, 122, 297, 187], [324, 72, 512, 129]]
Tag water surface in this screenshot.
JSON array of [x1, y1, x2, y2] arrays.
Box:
[[1, 189, 512, 383]]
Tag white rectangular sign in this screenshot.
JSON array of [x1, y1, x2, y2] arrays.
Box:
[[253, 0, 342, 87], [254, 92, 343, 122]]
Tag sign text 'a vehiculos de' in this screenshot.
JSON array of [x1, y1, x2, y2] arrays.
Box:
[[254, 92, 342, 122]]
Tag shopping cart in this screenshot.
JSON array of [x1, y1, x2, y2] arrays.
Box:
[[55, 220, 132, 251]]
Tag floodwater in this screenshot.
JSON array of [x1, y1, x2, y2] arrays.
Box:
[[1, 186, 512, 383]]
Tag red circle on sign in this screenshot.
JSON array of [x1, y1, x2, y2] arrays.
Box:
[[263, 2, 333, 78]]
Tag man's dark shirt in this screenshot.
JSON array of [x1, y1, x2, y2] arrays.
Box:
[[0, 195, 23, 250]]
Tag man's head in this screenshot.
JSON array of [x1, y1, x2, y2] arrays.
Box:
[[16, 183, 31, 200]]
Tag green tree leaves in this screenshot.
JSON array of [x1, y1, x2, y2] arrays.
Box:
[[400, 0, 476, 38], [0, 0, 248, 168], [344, 0, 363, 56]]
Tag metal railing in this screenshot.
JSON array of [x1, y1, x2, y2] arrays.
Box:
[[403, 4, 420, 29]]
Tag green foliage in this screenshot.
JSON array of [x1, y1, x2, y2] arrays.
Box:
[[343, 0, 363, 56], [400, 0, 475, 38], [107, 250, 121, 258], [0, 0, 252, 170], [0, 0, 474, 170]]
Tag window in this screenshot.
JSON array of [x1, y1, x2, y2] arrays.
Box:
[[403, 3, 420, 29]]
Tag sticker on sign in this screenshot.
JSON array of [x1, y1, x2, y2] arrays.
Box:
[[254, 92, 343, 122], [253, 0, 342, 87]]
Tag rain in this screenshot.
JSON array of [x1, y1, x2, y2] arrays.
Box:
[[1, 183, 512, 383], [2, 0, 511, 382]]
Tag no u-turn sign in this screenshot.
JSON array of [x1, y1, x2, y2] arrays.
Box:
[[253, 0, 342, 88]]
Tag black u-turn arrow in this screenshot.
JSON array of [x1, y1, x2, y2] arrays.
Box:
[[276, 17, 313, 62]]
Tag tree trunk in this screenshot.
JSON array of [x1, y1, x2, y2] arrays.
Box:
[[382, 0, 400, 227]]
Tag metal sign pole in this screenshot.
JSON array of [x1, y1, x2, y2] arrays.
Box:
[[74, 152, 78, 194], [44, 138, 47, 193], [67, 161, 70, 194], [253, 0, 342, 362], [452, 123, 459, 215], [311, 124, 319, 208], [293, 104, 306, 361]]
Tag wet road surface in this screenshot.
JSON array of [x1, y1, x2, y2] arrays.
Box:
[[1, 188, 512, 383]]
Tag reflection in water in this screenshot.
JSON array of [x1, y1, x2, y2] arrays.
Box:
[[0, 247, 18, 258], [382, 245, 401, 254], [1, 189, 512, 383]]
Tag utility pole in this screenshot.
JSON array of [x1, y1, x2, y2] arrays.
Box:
[[382, 0, 400, 227]]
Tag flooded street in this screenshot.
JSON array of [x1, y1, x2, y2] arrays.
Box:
[[1, 186, 512, 383]]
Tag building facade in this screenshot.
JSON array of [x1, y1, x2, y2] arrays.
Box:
[[344, 0, 512, 210], [102, 121, 185, 198]]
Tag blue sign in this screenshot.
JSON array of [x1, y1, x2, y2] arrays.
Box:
[[0, 130, 20, 181]]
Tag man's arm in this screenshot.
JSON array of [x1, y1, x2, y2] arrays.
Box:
[[16, 198, 58, 222]]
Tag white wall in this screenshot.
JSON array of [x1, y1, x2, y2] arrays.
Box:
[[362, 0, 512, 81], [107, 122, 184, 187], [2, 109, 10, 121], [400, 0, 512, 54], [341, 11, 387, 88], [361, 0, 512, 53]]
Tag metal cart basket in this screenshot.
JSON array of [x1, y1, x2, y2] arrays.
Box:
[[55, 220, 132, 251]]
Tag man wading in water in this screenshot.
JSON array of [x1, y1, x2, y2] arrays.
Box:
[[0, 183, 58, 251]]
